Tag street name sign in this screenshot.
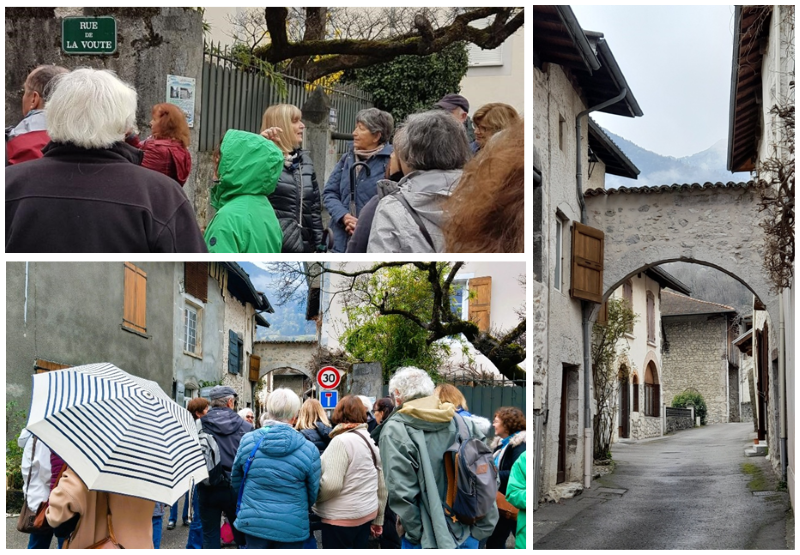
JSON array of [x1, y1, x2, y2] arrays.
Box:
[[62, 17, 117, 55], [317, 366, 341, 390]]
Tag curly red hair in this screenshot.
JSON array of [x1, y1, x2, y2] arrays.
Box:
[[494, 406, 526, 435], [443, 120, 524, 253], [151, 103, 190, 147]]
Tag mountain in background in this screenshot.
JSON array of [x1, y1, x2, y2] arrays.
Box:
[[602, 130, 751, 189], [659, 262, 753, 317]]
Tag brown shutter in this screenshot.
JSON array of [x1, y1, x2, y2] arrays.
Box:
[[249, 354, 261, 383], [34, 359, 71, 374], [185, 263, 209, 302], [123, 263, 147, 334], [468, 277, 492, 332], [570, 222, 604, 303]]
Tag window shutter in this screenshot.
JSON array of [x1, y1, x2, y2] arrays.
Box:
[[646, 292, 655, 343], [185, 262, 208, 302], [228, 329, 240, 375], [249, 354, 261, 383], [123, 262, 147, 334], [598, 302, 608, 325], [468, 277, 492, 332], [35, 359, 71, 374], [570, 222, 604, 303], [633, 379, 640, 412]]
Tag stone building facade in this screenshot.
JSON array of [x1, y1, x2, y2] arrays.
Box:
[[661, 291, 738, 425]]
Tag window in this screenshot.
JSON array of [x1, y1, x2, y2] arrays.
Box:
[[451, 278, 470, 320], [466, 17, 504, 67], [646, 291, 656, 344], [123, 262, 147, 335], [623, 280, 634, 334], [554, 218, 563, 291], [184, 306, 198, 354]]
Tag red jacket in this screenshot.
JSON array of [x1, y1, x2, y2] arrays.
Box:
[[129, 136, 192, 186], [6, 110, 50, 165]]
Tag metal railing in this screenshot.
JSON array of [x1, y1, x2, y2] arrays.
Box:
[[665, 406, 692, 418], [200, 41, 373, 152]]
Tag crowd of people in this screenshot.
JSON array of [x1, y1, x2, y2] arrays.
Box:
[[6, 65, 524, 254], [17, 368, 527, 549]]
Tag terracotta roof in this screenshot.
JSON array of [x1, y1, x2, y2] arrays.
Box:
[[728, 6, 773, 172], [660, 290, 736, 317], [588, 118, 639, 178], [585, 181, 755, 197]]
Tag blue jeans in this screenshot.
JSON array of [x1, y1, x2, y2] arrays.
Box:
[[401, 535, 479, 549], [27, 532, 53, 549], [186, 486, 203, 549], [152, 515, 163, 548], [244, 533, 305, 549], [169, 491, 190, 524]]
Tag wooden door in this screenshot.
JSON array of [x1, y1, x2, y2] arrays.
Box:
[[619, 377, 630, 439], [557, 369, 569, 483]]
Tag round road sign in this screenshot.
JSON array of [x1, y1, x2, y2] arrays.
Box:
[[317, 366, 341, 389]]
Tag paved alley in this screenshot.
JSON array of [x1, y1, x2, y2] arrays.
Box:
[[533, 423, 789, 550]]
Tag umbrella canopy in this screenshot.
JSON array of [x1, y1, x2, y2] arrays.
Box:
[[27, 362, 208, 505]]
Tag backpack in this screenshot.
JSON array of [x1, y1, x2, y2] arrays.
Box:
[[197, 422, 227, 486], [443, 413, 498, 525]]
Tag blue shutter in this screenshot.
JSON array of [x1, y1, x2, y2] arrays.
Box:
[[228, 329, 239, 374]]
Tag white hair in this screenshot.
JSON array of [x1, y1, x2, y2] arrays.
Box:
[[45, 67, 137, 149], [357, 395, 373, 411], [266, 388, 302, 423], [238, 408, 253, 420], [388, 367, 435, 404]]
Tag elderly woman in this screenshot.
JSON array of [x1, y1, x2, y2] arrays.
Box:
[[471, 102, 520, 153], [322, 108, 394, 252], [444, 120, 524, 253], [367, 110, 471, 253], [5, 67, 206, 253], [313, 395, 387, 549], [231, 388, 321, 549], [487, 406, 526, 549], [127, 103, 192, 186], [260, 104, 324, 253]]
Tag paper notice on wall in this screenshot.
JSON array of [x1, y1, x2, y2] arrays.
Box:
[[166, 74, 196, 128]]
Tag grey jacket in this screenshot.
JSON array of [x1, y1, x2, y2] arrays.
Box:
[[366, 169, 461, 253]]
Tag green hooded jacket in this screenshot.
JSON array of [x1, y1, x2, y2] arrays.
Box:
[[377, 395, 499, 548], [204, 130, 284, 253], [505, 450, 526, 549]]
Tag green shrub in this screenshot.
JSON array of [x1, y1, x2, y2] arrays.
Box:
[[672, 389, 707, 425]]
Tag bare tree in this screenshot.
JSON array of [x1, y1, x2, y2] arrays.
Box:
[[269, 261, 526, 381]]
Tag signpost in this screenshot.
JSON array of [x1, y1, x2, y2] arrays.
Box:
[[62, 17, 117, 55], [317, 366, 341, 390], [320, 390, 338, 410]]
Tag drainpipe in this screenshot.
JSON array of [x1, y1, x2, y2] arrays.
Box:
[[576, 86, 628, 489], [779, 297, 787, 481]]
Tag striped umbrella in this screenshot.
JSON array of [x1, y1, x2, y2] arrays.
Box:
[[27, 362, 208, 505]]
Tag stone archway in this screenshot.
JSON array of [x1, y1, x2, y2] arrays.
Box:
[[585, 183, 779, 343]]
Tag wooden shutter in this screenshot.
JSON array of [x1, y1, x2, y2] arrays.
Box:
[[123, 263, 147, 334], [249, 354, 261, 382], [228, 330, 242, 375], [35, 359, 71, 374], [570, 222, 604, 303], [468, 277, 492, 332], [632, 378, 640, 412], [185, 262, 208, 302]]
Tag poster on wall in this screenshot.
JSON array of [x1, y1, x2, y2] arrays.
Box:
[[166, 74, 196, 128]]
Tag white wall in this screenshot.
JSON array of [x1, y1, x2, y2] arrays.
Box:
[[460, 29, 524, 116]]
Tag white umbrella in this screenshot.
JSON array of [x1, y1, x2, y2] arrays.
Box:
[[27, 362, 208, 505]]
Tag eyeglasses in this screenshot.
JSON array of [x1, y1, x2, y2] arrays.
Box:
[[246, 415, 254, 421]]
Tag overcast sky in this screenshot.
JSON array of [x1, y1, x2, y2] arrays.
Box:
[[570, 5, 737, 158]]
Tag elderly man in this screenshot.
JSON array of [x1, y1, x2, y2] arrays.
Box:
[[5, 67, 207, 253], [377, 367, 498, 549], [6, 65, 68, 166], [435, 93, 475, 142], [197, 385, 253, 548], [231, 388, 321, 549]]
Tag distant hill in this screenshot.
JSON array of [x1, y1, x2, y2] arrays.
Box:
[[659, 262, 753, 316], [602, 130, 751, 188]]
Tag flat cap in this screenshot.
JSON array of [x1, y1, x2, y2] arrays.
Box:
[[209, 385, 237, 400], [435, 93, 469, 113]]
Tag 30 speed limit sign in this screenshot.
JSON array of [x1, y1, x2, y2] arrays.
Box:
[[317, 366, 341, 389]]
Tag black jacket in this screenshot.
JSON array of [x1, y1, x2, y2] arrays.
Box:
[[268, 150, 324, 253], [200, 407, 253, 471], [493, 431, 527, 495], [5, 141, 207, 253], [299, 421, 333, 455]]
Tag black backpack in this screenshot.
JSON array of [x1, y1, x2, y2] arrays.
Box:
[[443, 413, 498, 525]]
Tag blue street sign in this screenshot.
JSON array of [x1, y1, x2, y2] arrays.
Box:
[[320, 390, 338, 409]]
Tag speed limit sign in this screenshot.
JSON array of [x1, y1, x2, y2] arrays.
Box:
[[317, 366, 341, 389]]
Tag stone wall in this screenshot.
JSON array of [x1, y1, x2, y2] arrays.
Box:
[[221, 290, 256, 409], [666, 414, 694, 433], [630, 413, 662, 439], [662, 314, 729, 424]]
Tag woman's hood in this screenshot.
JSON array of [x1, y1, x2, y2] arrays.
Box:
[[490, 429, 527, 449], [211, 130, 284, 210]]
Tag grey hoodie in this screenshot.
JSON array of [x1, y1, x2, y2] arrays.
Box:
[[366, 169, 461, 253]]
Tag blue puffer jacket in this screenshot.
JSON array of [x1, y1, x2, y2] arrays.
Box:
[[322, 144, 392, 253], [231, 422, 321, 542]]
